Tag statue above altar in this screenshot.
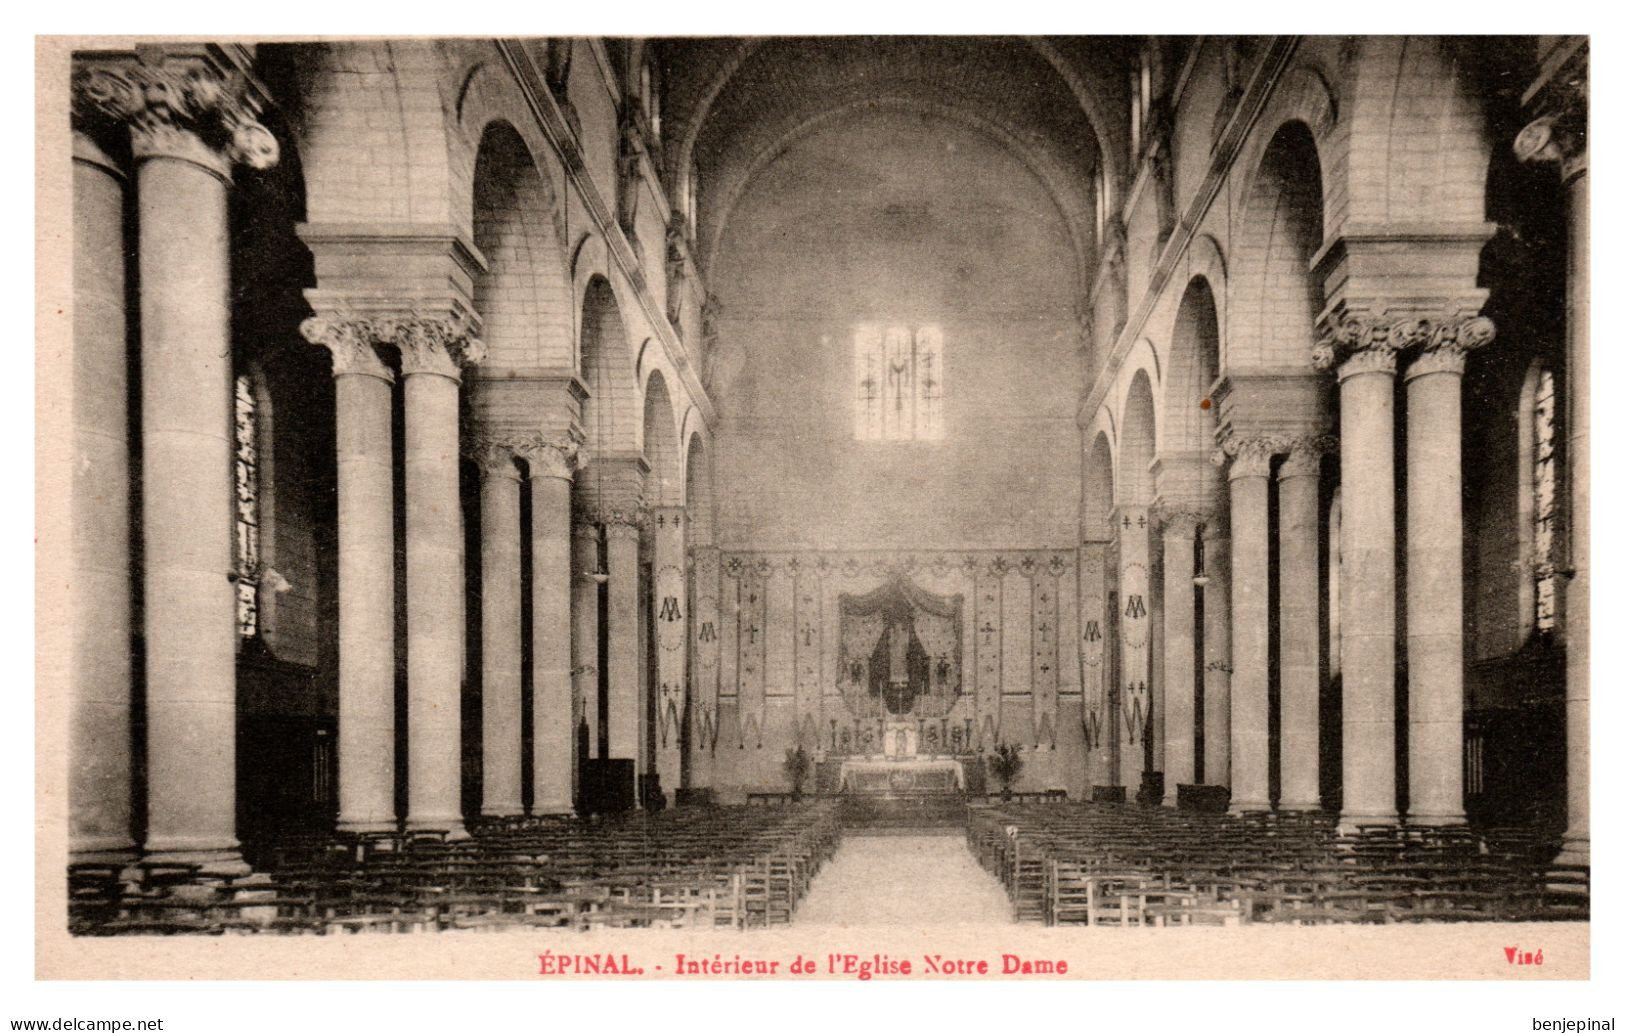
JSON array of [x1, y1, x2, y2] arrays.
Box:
[[838, 575, 964, 721]]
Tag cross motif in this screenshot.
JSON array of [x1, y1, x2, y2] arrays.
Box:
[[747, 623, 760, 644]]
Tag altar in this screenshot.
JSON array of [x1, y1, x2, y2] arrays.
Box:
[[837, 757, 966, 794]]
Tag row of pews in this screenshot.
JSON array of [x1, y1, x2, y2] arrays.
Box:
[[70, 803, 842, 935], [968, 803, 1590, 926]]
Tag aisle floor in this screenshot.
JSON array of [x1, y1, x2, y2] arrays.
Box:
[[793, 832, 1015, 926]]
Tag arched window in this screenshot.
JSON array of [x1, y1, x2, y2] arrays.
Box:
[[1130, 49, 1153, 158], [640, 60, 660, 142], [853, 323, 944, 441], [682, 165, 698, 239], [1516, 361, 1562, 639], [1093, 164, 1108, 242], [233, 372, 263, 639]]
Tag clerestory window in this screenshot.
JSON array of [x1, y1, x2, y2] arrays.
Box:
[[853, 323, 944, 441]]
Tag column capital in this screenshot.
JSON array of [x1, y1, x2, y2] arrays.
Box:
[[392, 314, 485, 380], [300, 317, 394, 382], [602, 503, 649, 541], [1312, 312, 1493, 381], [514, 431, 585, 481], [1406, 318, 1498, 381], [1153, 506, 1207, 540], [1213, 435, 1283, 479], [1516, 45, 1587, 181], [1279, 434, 1338, 479], [73, 50, 279, 176], [464, 432, 523, 481]]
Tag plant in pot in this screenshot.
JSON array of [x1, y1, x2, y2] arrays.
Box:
[[783, 745, 812, 802], [988, 742, 1024, 801]]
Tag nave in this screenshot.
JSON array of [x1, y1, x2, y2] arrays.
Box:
[[794, 834, 1013, 927], [54, 37, 1590, 952], [69, 800, 1585, 935]]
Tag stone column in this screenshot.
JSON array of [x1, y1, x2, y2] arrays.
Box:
[[1158, 511, 1202, 803], [1220, 437, 1276, 814], [1405, 324, 1493, 824], [1516, 84, 1588, 864], [650, 507, 689, 805], [399, 318, 483, 838], [68, 127, 135, 861], [1562, 162, 1589, 864], [524, 437, 580, 815], [302, 319, 397, 834], [1202, 525, 1232, 788], [1314, 327, 1400, 829], [1278, 437, 1330, 811], [603, 505, 646, 786], [77, 54, 279, 869], [472, 435, 523, 818], [572, 515, 603, 764], [1560, 149, 1590, 866]]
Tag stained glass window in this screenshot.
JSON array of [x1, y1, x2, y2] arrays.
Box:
[[853, 323, 944, 441], [1532, 366, 1559, 633], [234, 374, 261, 639]]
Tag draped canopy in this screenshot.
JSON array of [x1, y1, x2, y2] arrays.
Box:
[[838, 577, 963, 717]]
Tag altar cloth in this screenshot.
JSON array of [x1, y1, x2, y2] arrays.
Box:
[[838, 757, 966, 793]]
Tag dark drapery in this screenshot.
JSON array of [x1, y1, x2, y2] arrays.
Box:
[[839, 576, 963, 717]]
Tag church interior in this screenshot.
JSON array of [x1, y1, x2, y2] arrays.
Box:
[[58, 35, 1589, 933]]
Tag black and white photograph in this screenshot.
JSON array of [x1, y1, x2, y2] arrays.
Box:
[[27, 27, 1603, 1009]]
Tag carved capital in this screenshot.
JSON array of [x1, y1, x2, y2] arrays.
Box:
[[73, 55, 279, 174], [513, 431, 584, 481], [465, 432, 522, 480], [602, 503, 648, 540], [1314, 312, 1492, 382], [1515, 50, 1587, 180], [300, 317, 394, 382], [1217, 435, 1282, 479], [390, 315, 485, 379], [1279, 434, 1337, 479], [1407, 317, 1496, 381], [701, 294, 723, 345], [1312, 314, 1397, 377], [1154, 507, 1207, 540]]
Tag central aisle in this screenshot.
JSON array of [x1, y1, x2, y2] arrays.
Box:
[[794, 832, 1015, 926]]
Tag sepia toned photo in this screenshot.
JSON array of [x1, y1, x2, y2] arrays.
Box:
[[35, 32, 1590, 982]]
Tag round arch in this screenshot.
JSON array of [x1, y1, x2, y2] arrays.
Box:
[[1163, 276, 1223, 458], [1084, 429, 1117, 540], [470, 121, 574, 370], [580, 275, 639, 455], [1229, 121, 1326, 372], [1118, 370, 1158, 507], [641, 370, 681, 506], [683, 431, 715, 547]]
